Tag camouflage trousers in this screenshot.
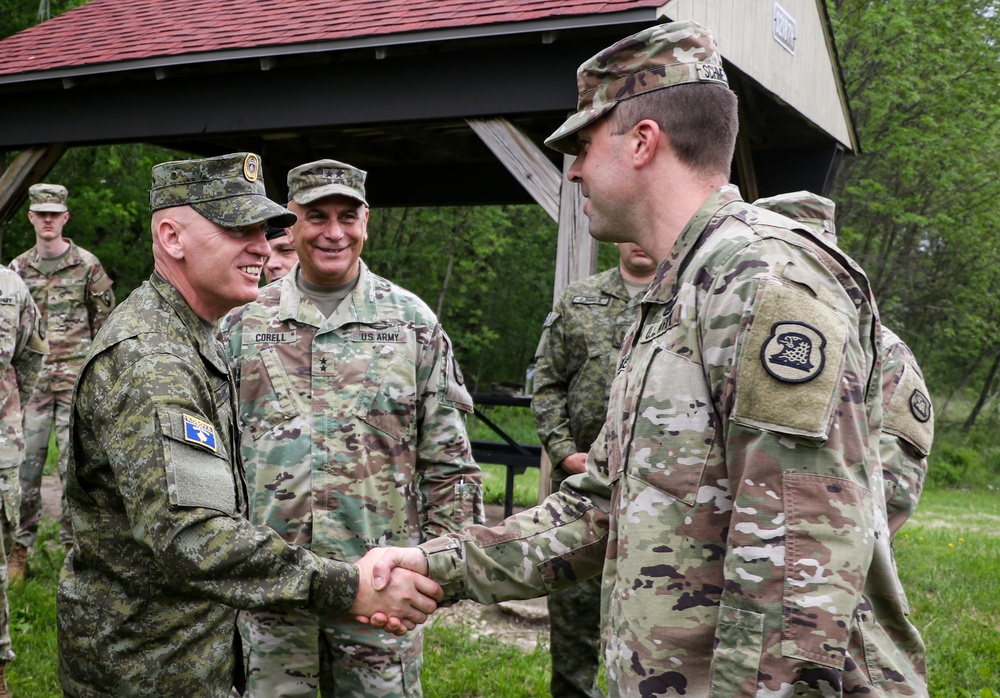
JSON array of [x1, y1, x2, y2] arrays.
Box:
[[17, 386, 73, 548], [238, 606, 423, 698], [0, 469, 18, 662], [548, 574, 605, 698]]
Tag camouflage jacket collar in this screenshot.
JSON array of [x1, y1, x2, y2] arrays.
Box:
[[646, 184, 744, 304], [150, 272, 228, 376], [24, 238, 84, 273], [275, 259, 380, 331], [599, 267, 637, 304]]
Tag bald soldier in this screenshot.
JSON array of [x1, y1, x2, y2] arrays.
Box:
[[366, 21, 928, 697], [58, 153, 443, 697]]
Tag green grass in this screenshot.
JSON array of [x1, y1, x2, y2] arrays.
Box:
[[468, 405, 543, 508], [423, 622, 550, 697], [896, 489, 1000, 697]]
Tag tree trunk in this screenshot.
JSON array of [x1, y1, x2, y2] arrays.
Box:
[[962, 345, 1000, 432]]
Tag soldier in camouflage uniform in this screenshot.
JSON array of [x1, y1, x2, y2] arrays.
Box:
[[753, 191, 934, 537], [220, 159, 484, 698], [531, 242, 655, 698], [367, 21, 928, 697], [9, 183, 115, 573], [263, 223, 298, 284], [0, 265, 47, 697], [58, 152, 444, 698]]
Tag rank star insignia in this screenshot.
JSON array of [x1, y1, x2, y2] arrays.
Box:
[[761, 321, 826, 383]]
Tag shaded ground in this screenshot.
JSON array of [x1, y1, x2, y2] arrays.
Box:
[[41, 474, 551, 652]]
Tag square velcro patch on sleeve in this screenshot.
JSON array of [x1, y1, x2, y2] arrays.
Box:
[[732, 280, 849, 440]]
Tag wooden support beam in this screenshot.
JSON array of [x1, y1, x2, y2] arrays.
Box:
[[466, 117, 561, 222], [0, 144, 68, 252]]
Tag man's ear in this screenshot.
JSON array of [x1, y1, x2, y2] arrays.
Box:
[[632, 119, 663, 168], [154, 216, 185, 261]]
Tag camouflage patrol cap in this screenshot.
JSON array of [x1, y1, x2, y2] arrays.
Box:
[[149, 152, 297, 229], [287, 159, 368, 207], [265, 224, 288, 240], [545, 20, 729, 154], [754, 191, 837, 240], [28, 183, 68, 213]]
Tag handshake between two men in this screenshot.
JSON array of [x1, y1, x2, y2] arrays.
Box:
[[350, 547, 437, 635]]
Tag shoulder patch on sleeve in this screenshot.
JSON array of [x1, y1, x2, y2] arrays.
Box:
[[158, 407, 235, 515], [883, 364, 934, 456], [733, 280, 849, 440], [542, 311, 560, 328]]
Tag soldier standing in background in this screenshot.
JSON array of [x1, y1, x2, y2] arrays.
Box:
[[58, 153, 443, 698], [264, 223, 298, 284], [366, 20, 928, 697], [221, 158, 483, 698], [9, 183, 115, 575], [0, 265, 47, 697], [531, 242, 655, 698]]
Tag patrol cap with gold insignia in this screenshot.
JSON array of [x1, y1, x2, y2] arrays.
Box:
[[754, 191, 837, 241], [28, 183, 69, 213], [287, 159, 368, 207], [545, 20, 729, 155], [149, 152, 296, 229]]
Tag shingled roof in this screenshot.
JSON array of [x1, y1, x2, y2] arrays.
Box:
[[0, 0, 659, 78]]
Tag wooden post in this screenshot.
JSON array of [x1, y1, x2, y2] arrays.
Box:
[[467, 119, 596, 503]]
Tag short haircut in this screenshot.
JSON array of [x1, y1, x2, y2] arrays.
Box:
[[608, 83, 738, 177]]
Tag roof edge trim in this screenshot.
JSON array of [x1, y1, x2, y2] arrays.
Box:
[[0, 8, 659, 86]]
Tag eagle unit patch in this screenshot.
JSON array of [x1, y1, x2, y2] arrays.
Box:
[[183, 414, 217, 452], [909, 389, 931, 423], [760, 321, 826, 383]]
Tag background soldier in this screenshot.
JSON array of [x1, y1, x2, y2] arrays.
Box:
[[58, 153, 442, 698], [752, 191, 934, 536], [9, 183, 115, 574], [221, 159, 484, 698], [531, 242, 655, 698], [263, 223, 297, 284], [0, 264, 46, 697], [366, 21, 927, 697]]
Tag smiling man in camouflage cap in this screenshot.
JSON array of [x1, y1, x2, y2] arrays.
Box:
[[366, 20, 928, 697], [58, 152, 446, 698], [221, 158, 483, 698]]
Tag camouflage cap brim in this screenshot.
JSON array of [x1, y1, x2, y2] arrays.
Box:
[[29, 202, 68, 213], [292, 182, 368, 207], [544, 103, 618, 155], [191, 195, 297, 230]]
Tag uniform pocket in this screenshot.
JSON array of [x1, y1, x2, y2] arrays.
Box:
[[353, 345, 417, 442], [238, 344, 300, 441], [625, 347, 715, 505]]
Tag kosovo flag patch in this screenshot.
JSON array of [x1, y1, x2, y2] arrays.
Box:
[[183, 414, 217, 452]]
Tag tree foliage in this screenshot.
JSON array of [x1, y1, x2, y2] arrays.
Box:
[[826, 0, 1000, 424]]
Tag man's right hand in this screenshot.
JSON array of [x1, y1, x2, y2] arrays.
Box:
[[559, 452, 588, 475], [350, 547, 440, 636]]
